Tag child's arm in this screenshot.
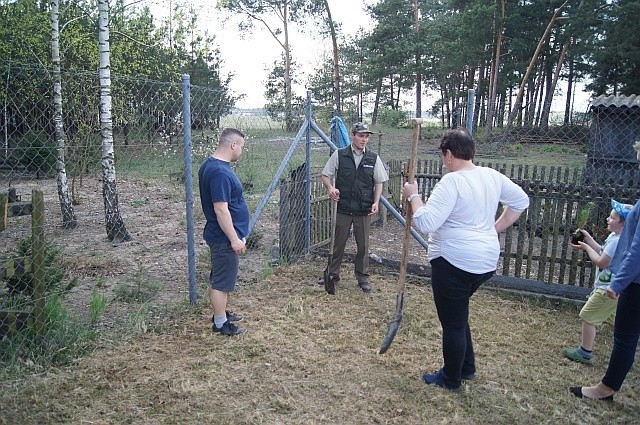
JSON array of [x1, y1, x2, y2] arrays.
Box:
[[578, 242, 613, 269]]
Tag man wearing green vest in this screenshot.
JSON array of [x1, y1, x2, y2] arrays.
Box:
[[318, 122, 389, 293]]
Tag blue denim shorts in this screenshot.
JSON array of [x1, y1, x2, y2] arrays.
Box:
[[208, 241, 239, 292]]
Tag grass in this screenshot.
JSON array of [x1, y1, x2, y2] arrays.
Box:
[[89, 290, 108, 326], [1, 258, 638, 424], [0, 294, 96, 375], [0, 121, 607, 423]]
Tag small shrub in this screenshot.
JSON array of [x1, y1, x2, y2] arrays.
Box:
[[3, 238, 65, 296], [15, 131, 57, 176], [114, 268, 160, 303]]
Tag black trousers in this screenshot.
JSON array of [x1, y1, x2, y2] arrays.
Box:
[[602, 283, 640, 391], [430, 256, 494, 388]]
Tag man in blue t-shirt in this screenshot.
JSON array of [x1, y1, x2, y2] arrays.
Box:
[[198, 128, 250, 336]]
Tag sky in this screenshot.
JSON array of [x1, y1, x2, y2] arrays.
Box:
[[214, 1, 377, 109], [146, 0, 377, 109], [145, 0, 590, 112]]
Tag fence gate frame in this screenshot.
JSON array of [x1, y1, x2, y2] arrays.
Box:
[[183, 88, 428, 304]]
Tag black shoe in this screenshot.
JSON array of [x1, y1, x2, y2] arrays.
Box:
[[212, 320, 246, 336], [436, 367, 475, 381], [317, 275, 340, 285], [422, 369, 461, 393], [226, 310, 243, 322], [211, 311, 243, 324], [358, 281, 372, 293], [569, 386, 613, 401]]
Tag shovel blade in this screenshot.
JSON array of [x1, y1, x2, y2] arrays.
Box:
[[379, 292, 405, 354], [323, 265, 335, 295], [379, 314, 402, 354]]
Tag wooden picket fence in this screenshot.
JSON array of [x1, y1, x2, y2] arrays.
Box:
[[282, 159, 639, 293]]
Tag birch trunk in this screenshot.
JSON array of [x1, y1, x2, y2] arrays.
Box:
[[51, 0, 77, 229], [98, 0, 131, 242]]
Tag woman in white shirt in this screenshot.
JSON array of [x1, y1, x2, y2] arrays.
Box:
[[402, 129, 530, 392]]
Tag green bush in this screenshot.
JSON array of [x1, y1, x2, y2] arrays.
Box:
[[377, 108, 408, 128], [3, 237, 66, 296]]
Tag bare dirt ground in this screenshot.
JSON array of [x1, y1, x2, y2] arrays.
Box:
[[2, 140, 639, 423]]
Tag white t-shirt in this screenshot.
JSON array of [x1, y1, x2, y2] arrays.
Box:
[[412, 166, 530, 274], [593, 232, 620, 290]]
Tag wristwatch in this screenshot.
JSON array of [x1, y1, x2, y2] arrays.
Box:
[[407, 193, 420, 203]]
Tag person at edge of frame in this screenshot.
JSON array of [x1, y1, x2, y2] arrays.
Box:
[[569, 140, 640, 402]]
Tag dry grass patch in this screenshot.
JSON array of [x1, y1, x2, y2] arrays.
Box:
[[1, 259, 639, 424]]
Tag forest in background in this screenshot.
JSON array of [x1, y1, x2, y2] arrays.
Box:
[[2, 0, 639, 132]]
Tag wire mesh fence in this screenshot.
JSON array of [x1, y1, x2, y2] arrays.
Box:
[[1, 61, 640, 373]]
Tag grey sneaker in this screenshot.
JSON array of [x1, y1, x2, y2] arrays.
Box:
[[213, 320, 246, 336], [562, 347, 591, 364]]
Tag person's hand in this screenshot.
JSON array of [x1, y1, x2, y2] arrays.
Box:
[[570, 241, 587, 250], [369, 202, 379, 216], [579, 229, 594, 244], [605, 287, 619, 300], [231, 238, 247, 255], [402, 181, 418, 199], [329, 188, 340, 202]]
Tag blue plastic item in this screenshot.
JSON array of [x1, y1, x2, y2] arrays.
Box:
[[330, 116, 350, 150]]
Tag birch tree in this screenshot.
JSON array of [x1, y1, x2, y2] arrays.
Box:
[[50, 0, 77, 229], [98, 0, 131, 242]]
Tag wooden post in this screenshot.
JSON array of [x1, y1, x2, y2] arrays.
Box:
[[0, 192, 7, 232], [31, 189, 46, 339]]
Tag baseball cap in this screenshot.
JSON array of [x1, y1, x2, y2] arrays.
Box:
[[352, 122, 374, 134], [611, 199, 632, 220]]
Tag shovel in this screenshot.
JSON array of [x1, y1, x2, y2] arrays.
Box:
[[323, 198, 338, 295], [379, 118, 422, 354]]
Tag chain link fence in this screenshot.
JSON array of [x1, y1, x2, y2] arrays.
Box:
[[0, 62, 336, 373], [2, 60, 639, 374]]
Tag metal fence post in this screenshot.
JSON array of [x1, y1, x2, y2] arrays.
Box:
[[466, 88, 475, 135], [182, 74, 197, 305], [305, 90, 312, 253]]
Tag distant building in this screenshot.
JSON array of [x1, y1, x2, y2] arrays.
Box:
[[585, 94, 640, 185]]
